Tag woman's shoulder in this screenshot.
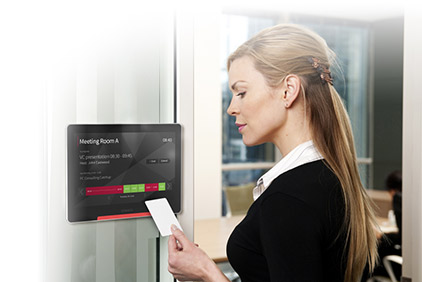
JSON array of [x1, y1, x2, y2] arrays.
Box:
[[259, 160, 343, 212]]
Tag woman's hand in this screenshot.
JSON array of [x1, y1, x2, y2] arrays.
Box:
[[168, 225, 230, 282]]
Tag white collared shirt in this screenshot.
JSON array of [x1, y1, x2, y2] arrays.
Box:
[[253, 140, 324, 201]]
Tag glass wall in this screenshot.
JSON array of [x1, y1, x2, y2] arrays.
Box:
[[46, 10, 175, 282]]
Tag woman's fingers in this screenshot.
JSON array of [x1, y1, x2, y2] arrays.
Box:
[[168, 234, 178, 251], [169, 225, 199, 250], [168, 235, 181, 272], [167, 225, 212, 281], [170, 225, 189, 246]]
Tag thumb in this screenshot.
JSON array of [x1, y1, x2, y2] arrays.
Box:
[[170, 224, 189, 246], [168, 233, 180, 252]]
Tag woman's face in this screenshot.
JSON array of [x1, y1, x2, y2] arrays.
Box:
[[227, 56, 286, 147]]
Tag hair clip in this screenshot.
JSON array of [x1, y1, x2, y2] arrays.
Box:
[[308, 57, 333, 85]]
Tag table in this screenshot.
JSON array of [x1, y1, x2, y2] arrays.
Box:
[[195, 215, 398, 263], [194, 215, 244, 263], [377, 216, 399, 234], [367, 189, 393, 218]]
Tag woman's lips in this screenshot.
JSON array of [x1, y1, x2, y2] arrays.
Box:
[[235, 123, 246, 132]]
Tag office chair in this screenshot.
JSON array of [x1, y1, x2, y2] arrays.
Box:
[[218, 261, 241, 282], [383, 255, 402, 282], [224, 183, 254, 216]]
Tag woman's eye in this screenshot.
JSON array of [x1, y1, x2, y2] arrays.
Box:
[[237, 92, 246, 97]]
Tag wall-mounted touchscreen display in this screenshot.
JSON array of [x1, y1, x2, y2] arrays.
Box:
[[67, 124, 181, 223]]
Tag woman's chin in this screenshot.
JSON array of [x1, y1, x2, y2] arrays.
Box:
[[242, 136, 263, 147]]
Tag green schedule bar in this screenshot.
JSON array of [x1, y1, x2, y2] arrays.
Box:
[[124, 184, 144, 193], [130, 185, 138, 193], [139, 184, 145, 192], [124, 183, 159, 193], [158, 182, 166, 191], [124, 185, 131, 193]]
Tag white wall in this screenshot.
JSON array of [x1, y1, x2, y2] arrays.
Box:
[[193, 11, 223, 220], [402, 3, 422, 281], [176, 11, 196, 241], [1, 3, 47, 281]]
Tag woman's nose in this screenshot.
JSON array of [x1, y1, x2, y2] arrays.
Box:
[[226, 98, 239, 116]]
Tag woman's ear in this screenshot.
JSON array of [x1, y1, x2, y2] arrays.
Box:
[[282, 74, 301, 108]]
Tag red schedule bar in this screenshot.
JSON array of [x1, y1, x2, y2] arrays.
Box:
[[86, 185, 123, 196], [145, 183, 159, 192]]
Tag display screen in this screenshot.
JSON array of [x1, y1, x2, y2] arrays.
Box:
[[67, 124, 181, 223]]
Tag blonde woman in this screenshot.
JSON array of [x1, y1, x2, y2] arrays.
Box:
[[168, 24, 378, 282]]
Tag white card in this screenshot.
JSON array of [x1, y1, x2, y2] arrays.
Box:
[[145, 198, 182, 237]]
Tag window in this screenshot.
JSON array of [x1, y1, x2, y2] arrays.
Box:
[[221, 15, 277, 216]]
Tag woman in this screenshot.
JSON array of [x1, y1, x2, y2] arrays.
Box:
[[168, 24, 378, 282]]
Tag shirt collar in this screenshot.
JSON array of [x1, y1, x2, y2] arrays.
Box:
[[253, 140, 323, 201]]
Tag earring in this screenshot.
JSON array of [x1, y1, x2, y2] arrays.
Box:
[[284, 90, 289, 108]]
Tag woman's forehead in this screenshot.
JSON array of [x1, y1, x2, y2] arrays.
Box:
[[228, 57, 263, 86]]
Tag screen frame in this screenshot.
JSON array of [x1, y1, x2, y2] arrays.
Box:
[[66, 123, 181, 223]]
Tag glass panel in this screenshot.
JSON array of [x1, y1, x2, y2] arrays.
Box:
[[47, 11, 175, 282]]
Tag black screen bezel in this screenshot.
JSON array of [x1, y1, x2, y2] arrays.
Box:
[[67, 124, 181, 223]]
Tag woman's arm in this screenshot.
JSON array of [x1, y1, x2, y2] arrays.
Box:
[[168, 225, 231, 282]]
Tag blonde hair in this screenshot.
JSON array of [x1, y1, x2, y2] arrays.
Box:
[[228, 24, 378, 282]]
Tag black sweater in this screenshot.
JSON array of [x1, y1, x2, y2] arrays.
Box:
[[226, 160, 347, 282]]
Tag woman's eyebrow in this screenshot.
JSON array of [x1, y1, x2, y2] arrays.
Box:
[[231, 81, 246, 91]]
